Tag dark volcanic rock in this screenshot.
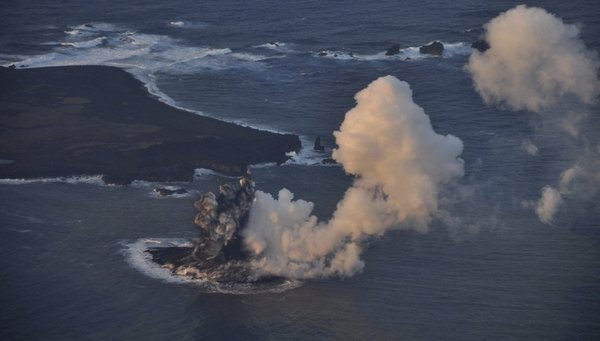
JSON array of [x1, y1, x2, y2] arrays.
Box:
[[0, 66, 301, 184], [192, 173, 255, 262], [419, 41, 444, 56], [146, 175, 259, 283], [385, 43, 401, 56], [154, 187, 188, 196], [313, 135, 325, 152], [471, 39, 490, 53]]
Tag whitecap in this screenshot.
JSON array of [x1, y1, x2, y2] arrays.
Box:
[[193, 168, 222, 178], [314, 50, 355, 60], [2, 22, 293, 135], [441, 41, 471, 57], [249, 162, 278, 169], [283, 136, 340, 167], [253, 42, 297, 54], [255, 42, 286, 49], [64, 29, 81, 36], [0, 175, 106, 186], [60, 36, 107, 48], [69, 23, 121, 33], [167, 20, 206, 29], [149, 186, 197, 199], [229, 52, 271, 62], [313, 41, 470, 62]]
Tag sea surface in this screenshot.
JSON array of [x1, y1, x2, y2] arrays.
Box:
[[1, 0, 599, 339]]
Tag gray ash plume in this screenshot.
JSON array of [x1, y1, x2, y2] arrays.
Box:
[[191, 172, 255, 263], [146, 171, 262, 283]]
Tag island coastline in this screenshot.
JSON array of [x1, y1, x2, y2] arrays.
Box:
[[0, 65, 301, 185]]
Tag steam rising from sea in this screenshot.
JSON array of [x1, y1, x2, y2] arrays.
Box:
[[466, 5, 600, 224], [3, 5, 598, 285], [243, 76, 464, 279]]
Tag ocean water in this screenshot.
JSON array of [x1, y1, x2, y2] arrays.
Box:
[[1, 0, 599, 339]]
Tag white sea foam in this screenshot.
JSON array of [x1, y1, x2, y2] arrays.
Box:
[[167, 20, 206, 29], [122, 238, 302, 294], [193, 168, 239, 179], [253, 42, 297, 54], [283, 136, 340, 167], [123, 238, 198, 285], [0, 22, 289, 134], [314, 41, 470, 62], [0, 175, 106, 185], [150, 187, 197, 199], [255, 42, 286, 49], [249, 162, 278, 169], [60, 36, 107, 48], [193, 168, 222, 178], [2, 23, 307, 141], [229, 52, 271, 62], [5, 23, 270, 75], [314, 50, 356, 60]]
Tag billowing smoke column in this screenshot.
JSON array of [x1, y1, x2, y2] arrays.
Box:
[[466, 5, 600, 224], [191, 173, 255, 262], [466, 5, 599, 112], [242, 76, 464, 279]]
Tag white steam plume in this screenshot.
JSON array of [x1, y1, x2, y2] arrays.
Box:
[[467, 5, 600, 225], [536, 186, 563, 224], [243, 76, 464, 279], [466, 5, 599, 112]]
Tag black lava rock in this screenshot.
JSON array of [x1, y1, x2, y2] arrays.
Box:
[[419, 41, 444, 56]]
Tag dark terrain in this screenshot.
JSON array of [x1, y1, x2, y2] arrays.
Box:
[[0, 66, 300, 184]]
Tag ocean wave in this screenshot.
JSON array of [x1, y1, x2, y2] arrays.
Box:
[[1, 22, 289, 133], [127, 70, 289, 135], [60, 36, 107, 48], [314, 41, 471, 61], [70, 22, 121, 33], [0, 174, 208, 189], [253, 42, 297, 54], [4, 23, 271, 74], [249, 162, 278, 169], [167, 20, 207, 29], [122, 238, 302, 294], [229, 52, 272, 62], [283, 136, 340, 167], [129, 180, 197, 198], [193, 168, 228, 178], [0, 175, 106, 185], [10, 22, 272, 71]]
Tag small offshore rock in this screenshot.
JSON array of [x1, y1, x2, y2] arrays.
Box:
[[419, 41, 444, 56], [154, 187, 188, 196], [385, 43, 401, 56], [471, 39, 490, 53]]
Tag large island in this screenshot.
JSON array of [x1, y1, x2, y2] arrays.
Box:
[[0, 66, 301, 184]]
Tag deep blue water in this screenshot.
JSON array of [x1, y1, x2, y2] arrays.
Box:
[[1, 1, 599, 339]]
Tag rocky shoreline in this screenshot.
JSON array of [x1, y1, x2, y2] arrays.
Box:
[[0, 65, 301, 184]]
